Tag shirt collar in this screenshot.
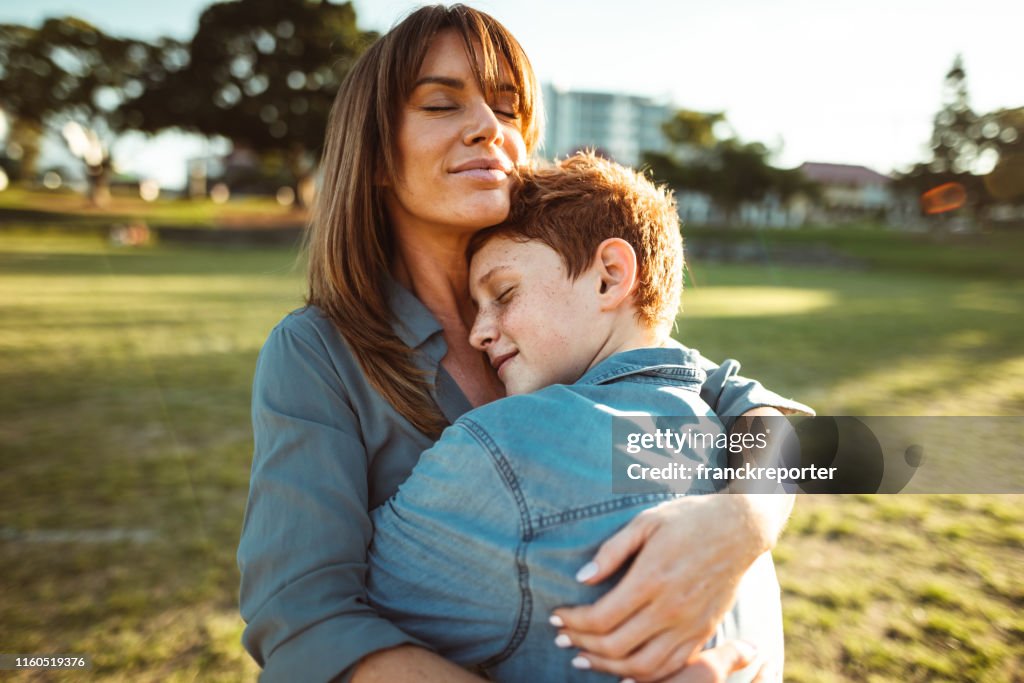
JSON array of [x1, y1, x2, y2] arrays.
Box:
[[575, 347, 707, 387], [386, 277, 445, 353]]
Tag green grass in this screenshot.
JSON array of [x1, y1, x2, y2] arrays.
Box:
[[1, 231, 301, 681], [684, 225, 1024, 280], [0, 227, 1021, 681], [0, 185, 304, 228], [679, 261, 1024, 416]]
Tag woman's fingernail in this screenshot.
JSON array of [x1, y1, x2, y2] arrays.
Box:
[[554, 634, 572, 648], [620, 679, 637, 683], [549, 614, 565, 628], [734, 640, 758, 662], [571, 656, 591, 670], [575, 561, 599, 582]]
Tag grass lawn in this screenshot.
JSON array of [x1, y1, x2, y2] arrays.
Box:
[[0, 186, 306, 228], [0, 228, 1021, 681]]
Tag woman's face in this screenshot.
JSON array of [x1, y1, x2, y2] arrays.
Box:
[[386, 30, 527, 235]]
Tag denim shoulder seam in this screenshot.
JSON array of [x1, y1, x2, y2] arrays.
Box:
[[457, 418, 534, 667], [582, 363, 706, 386], [625, 376, 702, 390]]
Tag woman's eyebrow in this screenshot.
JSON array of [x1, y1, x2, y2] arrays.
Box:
[[413, 76, 464, 90], [412, 76, 519, 95]]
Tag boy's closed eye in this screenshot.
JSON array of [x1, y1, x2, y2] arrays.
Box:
[[495, 286, 515, 304]]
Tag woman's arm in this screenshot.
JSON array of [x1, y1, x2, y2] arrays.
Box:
[[552, 489, 793, 680], [351, 646, 485, 683], [552, 393, 801, 681], [239, 317, 472, 682]]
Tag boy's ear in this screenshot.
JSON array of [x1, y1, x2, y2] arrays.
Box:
[[594, 238, 638, 311]]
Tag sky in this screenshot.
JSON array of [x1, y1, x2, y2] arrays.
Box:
[[2, 0, 1021, 189]]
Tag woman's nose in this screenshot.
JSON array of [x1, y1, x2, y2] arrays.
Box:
[[463, 101, 504, 147]]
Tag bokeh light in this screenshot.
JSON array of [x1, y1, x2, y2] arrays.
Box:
[[210, 182, 230, 204], [42, 171, 62, 190], [275, 186, 295, 206], [139, 179, 160, 202]]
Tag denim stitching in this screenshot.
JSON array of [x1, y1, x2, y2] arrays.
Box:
[[626, 376, 703, 390], [459, 418, 534, 667], [532, 490, 716, 530], [583, 363, 706, 386], [534, 493, 676, 529]]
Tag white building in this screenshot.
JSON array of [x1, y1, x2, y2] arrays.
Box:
[[540, 83, 674, 167], [790, 162, 914, 226]]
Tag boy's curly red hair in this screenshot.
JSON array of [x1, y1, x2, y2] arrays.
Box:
[[469, 151, 683, 333]]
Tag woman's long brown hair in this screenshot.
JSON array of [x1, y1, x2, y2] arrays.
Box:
[[305, 5, 541, 437]]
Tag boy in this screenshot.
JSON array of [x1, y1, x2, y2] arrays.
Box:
[[367, 153, 803, 682]]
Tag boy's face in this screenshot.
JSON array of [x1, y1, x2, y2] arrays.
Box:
[[469, 237, 604, 395]]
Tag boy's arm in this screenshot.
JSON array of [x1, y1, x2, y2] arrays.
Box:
[[367, 420, 522, 668], [673, 342, 814, 422]]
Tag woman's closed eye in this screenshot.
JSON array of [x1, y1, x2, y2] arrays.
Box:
[[492, 107, 519, 120], [490, 97, 520, 120]]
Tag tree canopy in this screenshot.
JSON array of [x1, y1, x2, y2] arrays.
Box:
[[0, 17, 164, 203], [894, 56, 1024, 216], [643, 109, 814, 224], [120, 0, 377, 204]]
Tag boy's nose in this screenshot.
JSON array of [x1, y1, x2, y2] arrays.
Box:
[[469, 315, 497, 351]]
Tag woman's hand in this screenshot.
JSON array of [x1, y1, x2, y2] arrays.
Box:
[[656, 641, 776, 683], [550, 493, 792, 681]]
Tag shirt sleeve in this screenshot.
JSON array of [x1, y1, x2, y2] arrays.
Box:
[[367, 421, 521, 666], [237, 321, 426, 683], [677, 344, 815, 423]]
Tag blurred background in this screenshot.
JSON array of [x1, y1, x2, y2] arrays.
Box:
[[0, 1, 1021, 681]]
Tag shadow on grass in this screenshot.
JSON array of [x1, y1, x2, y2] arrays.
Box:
[[0, 247, 302, 277], [678, 265, 1024, 413]]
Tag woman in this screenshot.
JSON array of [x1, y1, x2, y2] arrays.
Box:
[[237, 5, 808, 682]]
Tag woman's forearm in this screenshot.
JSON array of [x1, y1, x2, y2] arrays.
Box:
[[731, 406, 796, 553], [733, 492, 795, 555], [350, 645, 487, 683], [549, 489, 793, 680]]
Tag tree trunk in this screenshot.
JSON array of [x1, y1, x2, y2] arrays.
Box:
[[295, 172, 315, 210], [87, 161, 112, 208], [723, 205, 737, 229], [10, 119, 43, 182], [286, 145, 315, 210]]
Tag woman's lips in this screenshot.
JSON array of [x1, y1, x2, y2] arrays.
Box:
[[453, 168, 509, 183], [450, 158, 513, 184]]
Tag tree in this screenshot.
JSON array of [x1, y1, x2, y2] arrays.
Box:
[[660, 109, 727, 149], [0, 18, 163, 205], [122, 0, 377, 207], [642, 109, 814, 226], [929, 55, 979, 176], [982, 107, 1024, 203], [0, 113, 42, 183], [892, 55, 1017, 219]]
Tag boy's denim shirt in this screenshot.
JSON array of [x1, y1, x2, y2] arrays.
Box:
[[367, 347, 783, 682]]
